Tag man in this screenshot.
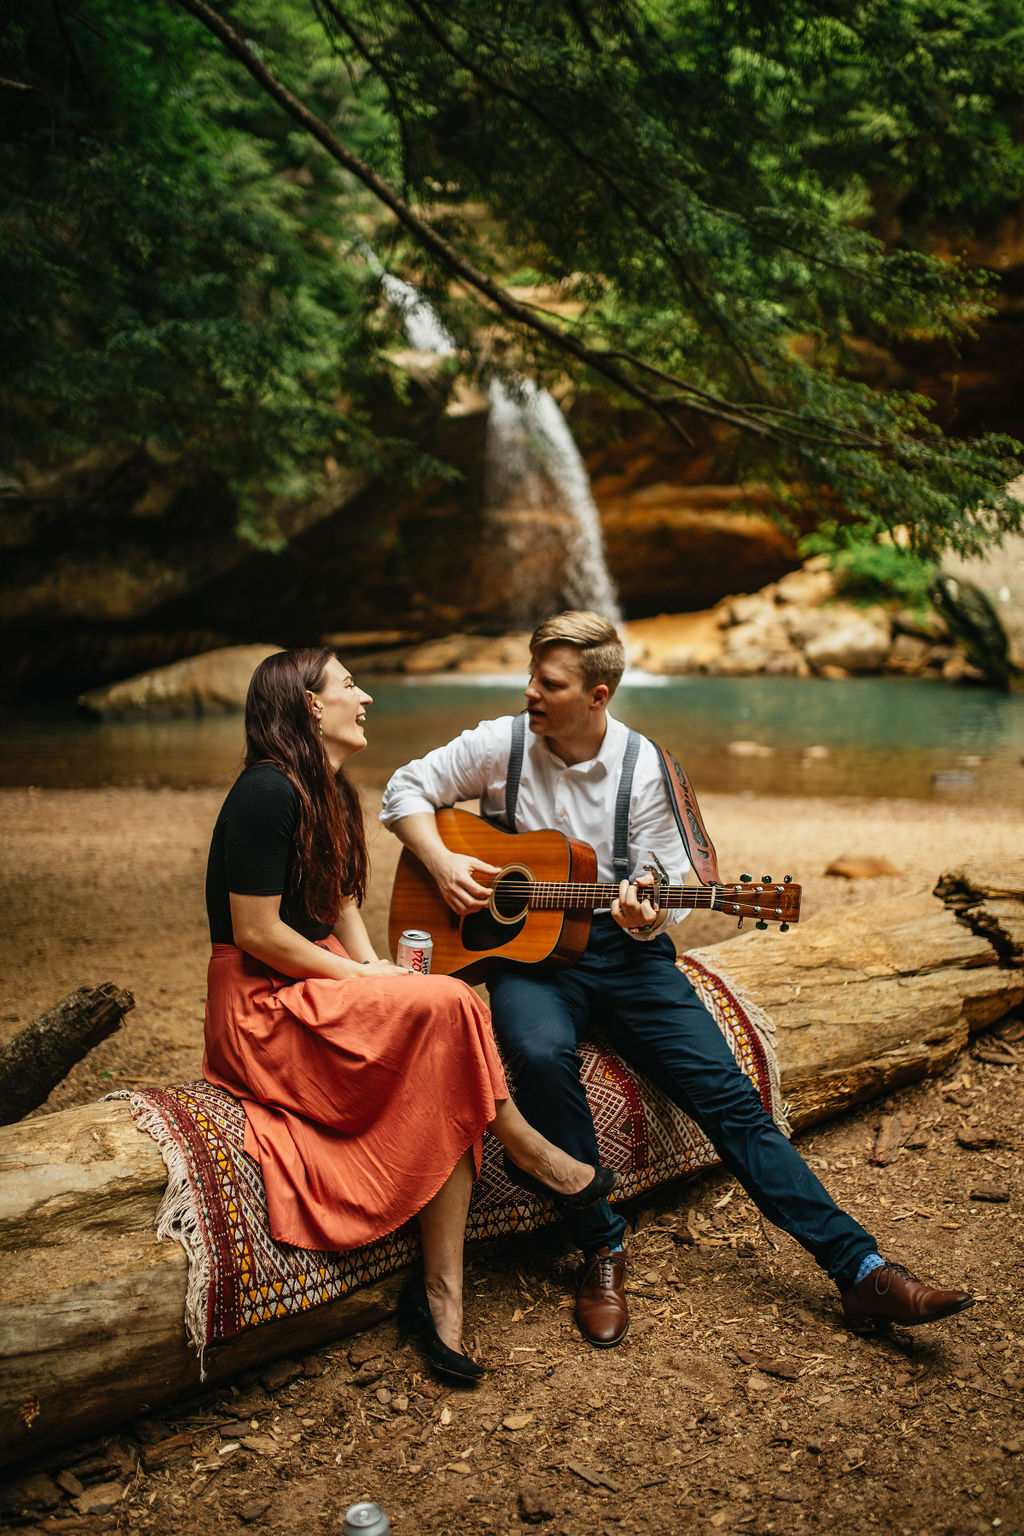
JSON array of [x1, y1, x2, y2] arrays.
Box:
[[381, 611, 973, 1346]]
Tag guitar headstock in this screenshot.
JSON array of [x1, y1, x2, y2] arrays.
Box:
[[713, 875, 802, 930]]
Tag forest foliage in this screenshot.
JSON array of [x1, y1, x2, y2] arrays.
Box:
[[3, 0, 1024, 557]]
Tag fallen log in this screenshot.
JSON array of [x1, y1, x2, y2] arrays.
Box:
[[1, 864, 1021, 1466], [0, 984, 134, 1127], [705, 863, 1023, 1133]]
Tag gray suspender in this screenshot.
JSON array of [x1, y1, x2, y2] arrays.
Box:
[[503, 717, 718, 884], [504, 716, 642, 878], [505, 712, 526, 832], [612, 730, 641, 879]]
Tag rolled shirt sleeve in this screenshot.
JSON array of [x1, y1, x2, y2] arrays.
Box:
[[380, 718, 512, 825]]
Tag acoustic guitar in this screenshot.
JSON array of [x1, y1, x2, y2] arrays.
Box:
[[388, 807, 801, 981]]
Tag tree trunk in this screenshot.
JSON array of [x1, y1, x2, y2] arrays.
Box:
[[0, 983, 134, 1126], [691, 863, 1023, 1134], [1, 866, 1021, 1466]]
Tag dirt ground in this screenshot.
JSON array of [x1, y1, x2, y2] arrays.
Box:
[[1, 784, 1023, 1536]]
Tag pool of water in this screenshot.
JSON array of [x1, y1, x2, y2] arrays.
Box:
[[2, 673, 1023, 804]]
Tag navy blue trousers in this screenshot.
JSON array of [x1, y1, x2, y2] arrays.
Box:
[[488, 917, 876, 1292]]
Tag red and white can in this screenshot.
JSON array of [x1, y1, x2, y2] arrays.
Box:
[[396, 928, 432, 974]]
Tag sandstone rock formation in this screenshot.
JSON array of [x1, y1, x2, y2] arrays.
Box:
[[632, 562, 963, 682]]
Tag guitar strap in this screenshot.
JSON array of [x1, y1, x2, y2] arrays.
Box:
[[651, 740, 721, 885], [503, 714, 719, 884]]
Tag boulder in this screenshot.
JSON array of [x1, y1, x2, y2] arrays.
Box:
[[626, 612, 725, 675], [792, 603, 893, 674], [398, 634, 479, 674], [714, 613, 807, 676], [77, 645, 281, 719], [715, 592, 777, 628], [769, 564, 839, 608], [887, 631, 934, 674]]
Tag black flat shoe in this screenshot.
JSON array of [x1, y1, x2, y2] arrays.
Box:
[[502, 1154, 620, 1211], [397, 1274, 484, 1384]]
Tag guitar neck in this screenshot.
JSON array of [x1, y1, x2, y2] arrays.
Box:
[[491, 877, 800, 924], [389, 812, 802, 973]]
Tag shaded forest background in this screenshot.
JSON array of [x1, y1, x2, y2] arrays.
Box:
[[3, 0, 1024, 699]]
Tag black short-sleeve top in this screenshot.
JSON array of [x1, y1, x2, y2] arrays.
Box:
[[205, 763, 331, 945]]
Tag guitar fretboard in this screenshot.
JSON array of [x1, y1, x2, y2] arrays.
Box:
[[492, 880, 791, 913]]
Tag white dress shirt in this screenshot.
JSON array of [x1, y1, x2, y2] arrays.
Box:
[[380, 712, 692, 937]]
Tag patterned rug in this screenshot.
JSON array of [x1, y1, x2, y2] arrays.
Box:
[[112, 954, 786, 1364]]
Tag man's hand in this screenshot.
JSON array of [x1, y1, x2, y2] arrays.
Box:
[[428, 851, 500, 917], [611, 874, 660, 933], [387, 811, 499, 916]]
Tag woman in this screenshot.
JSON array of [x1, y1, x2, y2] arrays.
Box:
[[203, 647, 617, 1382]]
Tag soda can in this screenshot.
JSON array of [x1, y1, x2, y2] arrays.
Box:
[[342, 1504, 390, 1536], [396, 928, 432, 974]]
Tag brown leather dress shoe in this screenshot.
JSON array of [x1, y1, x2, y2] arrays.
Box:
[[841, 1261, 974, 1329], [575, 1246, 629, 1347]]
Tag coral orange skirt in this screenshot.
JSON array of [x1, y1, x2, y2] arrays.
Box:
[[203, 937, 507, 1252]]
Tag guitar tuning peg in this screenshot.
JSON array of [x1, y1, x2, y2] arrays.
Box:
[[783, 874, 792, 883], [756, 919, 768, 930], [740, 873, 752, 883], [779, 922, 790, 933], [761, 875, 771, 884], [736, 917, 744, 929]]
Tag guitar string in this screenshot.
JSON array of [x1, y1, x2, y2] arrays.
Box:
[[491, 884, 798, 897], [489, 881, 794, 905]]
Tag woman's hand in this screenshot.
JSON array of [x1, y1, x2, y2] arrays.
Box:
[[360, 959, 413, 977]]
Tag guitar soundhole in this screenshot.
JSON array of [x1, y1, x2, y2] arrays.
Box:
[[490, 864, 533, 924]]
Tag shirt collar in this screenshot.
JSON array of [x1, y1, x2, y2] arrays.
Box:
[[533, 712, 625, 778]]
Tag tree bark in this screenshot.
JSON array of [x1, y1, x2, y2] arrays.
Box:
[[1, 867, 1021, 1465], [0, 983, 134, 1126]]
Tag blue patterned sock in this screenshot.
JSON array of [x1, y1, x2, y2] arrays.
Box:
[[853, 1252, 886, 1287]]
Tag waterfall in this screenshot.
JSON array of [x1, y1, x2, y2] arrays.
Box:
[[382, 274, 621, 624], [380, 274, 456, 357], [486, 378, 622, 623]]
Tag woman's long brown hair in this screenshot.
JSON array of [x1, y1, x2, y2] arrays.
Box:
[[243, 648, 368, 923]]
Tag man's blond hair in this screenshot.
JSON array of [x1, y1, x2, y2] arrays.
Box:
[[530, 611, 626, 697]]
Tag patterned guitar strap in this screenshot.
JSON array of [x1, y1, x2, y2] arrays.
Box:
[[504, 713, 720, 885], [650, 740, 721, 886]]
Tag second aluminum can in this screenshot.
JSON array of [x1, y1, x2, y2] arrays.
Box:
[[342, 1503, 390, 1536]]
